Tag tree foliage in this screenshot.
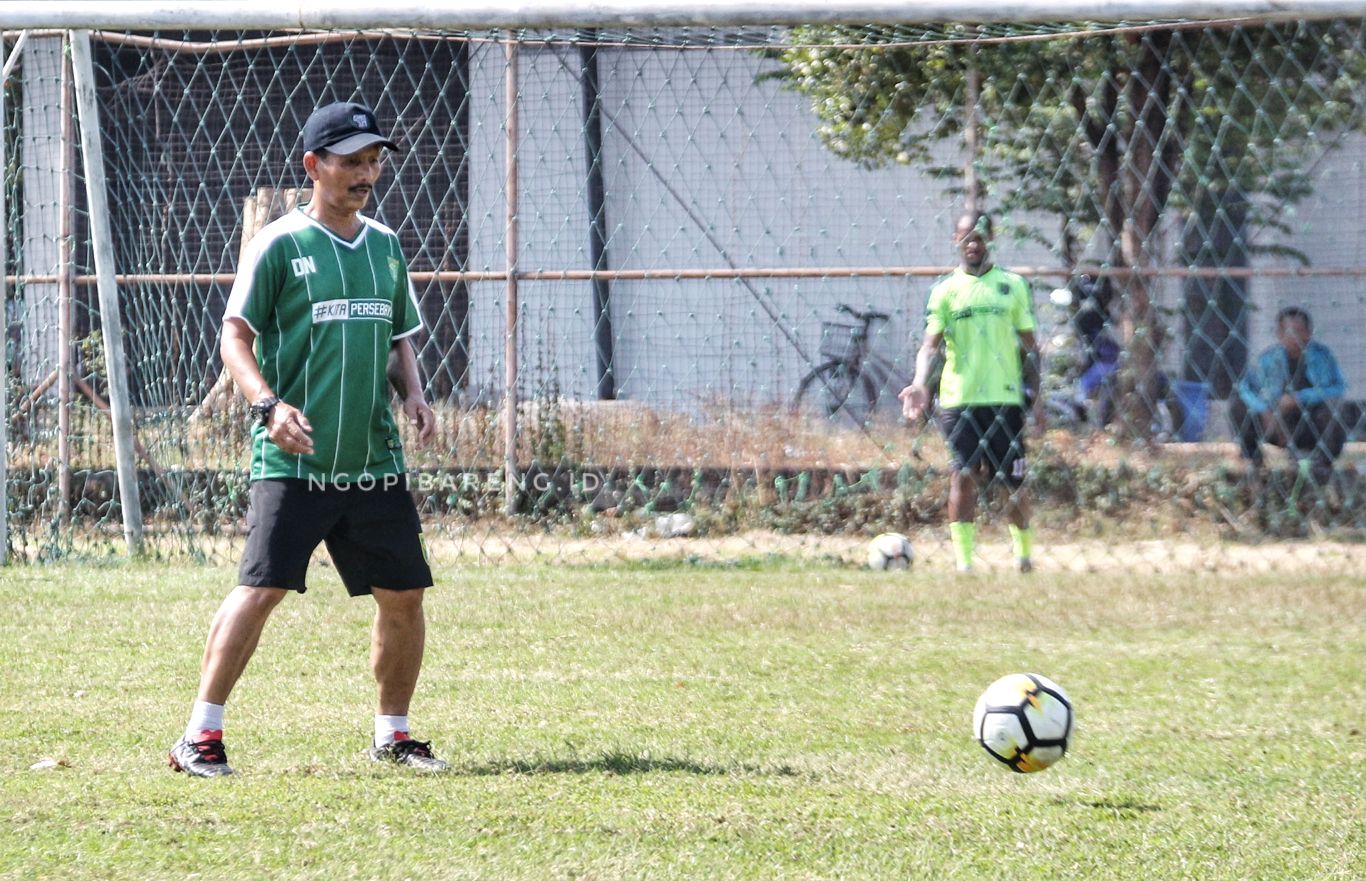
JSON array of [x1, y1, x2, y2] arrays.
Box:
[[772, 20, 1366, 433]]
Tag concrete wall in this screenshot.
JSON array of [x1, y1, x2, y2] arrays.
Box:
[[428, 40, 1366, 420]]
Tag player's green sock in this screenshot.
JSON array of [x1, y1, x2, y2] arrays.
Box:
[[1009, 525, 1034, 562], [949, 521, 975, 571]]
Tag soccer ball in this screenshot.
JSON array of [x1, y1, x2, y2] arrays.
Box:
[[972, 673, 1074, 773], [866, 532, 914, 570]]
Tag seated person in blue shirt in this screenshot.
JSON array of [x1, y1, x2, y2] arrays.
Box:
[[1229, 306, 1347, 484]]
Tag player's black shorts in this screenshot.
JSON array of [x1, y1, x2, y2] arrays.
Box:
[[238, 477, 433, 596], [937, 405, 1028, 488]]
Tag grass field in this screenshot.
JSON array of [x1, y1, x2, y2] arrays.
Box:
[[0, 558, 1362, 880]]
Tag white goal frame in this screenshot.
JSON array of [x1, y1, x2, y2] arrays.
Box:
[[0, 1, 1363, 30], [3, 2, 1366, 560]]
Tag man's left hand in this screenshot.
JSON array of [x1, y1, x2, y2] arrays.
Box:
[[403, 397, 436, 447]]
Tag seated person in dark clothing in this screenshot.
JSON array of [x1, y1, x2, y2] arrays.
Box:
[[1072, 302, 1121, 424], [1230, 306, 1347, 483]]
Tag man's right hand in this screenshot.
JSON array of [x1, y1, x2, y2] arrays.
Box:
[[899, 384, 931, 422], [266, 402, 314, 456]]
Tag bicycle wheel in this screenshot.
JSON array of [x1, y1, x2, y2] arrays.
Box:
[[793, 362, 880, 426]]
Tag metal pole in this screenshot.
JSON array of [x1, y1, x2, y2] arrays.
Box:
[[0, 1, 1361, 30], [502, 31, 521, 517], [70, 29, 144, 554], [0, 35, 8, 564], [580, 32, 616, 401], [17, 260, 1366, 287], [0, 30, 27, 82], [57, 40, 72, 528]]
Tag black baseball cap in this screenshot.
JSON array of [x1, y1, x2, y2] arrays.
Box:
[[302, 101, 399, 155]]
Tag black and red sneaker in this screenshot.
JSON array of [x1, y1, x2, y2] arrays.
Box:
[[168, 730, 234, 777], [367, 733, 449, 772]]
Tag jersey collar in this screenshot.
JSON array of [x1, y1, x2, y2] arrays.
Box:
[[297, 206, 370, 249], [956, 264, 997, 280]]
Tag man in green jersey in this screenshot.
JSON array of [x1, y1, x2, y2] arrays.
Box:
[[899, 212, 1044, 573], [169, 102, 446, 776]]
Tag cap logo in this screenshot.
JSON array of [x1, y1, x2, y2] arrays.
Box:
[[301, 102, 397, 155]]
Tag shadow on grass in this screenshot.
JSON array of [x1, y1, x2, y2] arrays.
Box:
[[604, 554, 804, 572], [461, 749, 801, 778], [1056, 797, 1163, 817]]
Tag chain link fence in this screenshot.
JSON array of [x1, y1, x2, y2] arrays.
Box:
[[6, 17, 1366, 572]]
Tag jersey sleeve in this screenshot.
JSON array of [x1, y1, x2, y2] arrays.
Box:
[[924, 281, 948, 336], [388, 237, 423, 341], [1012, 275, 1037, 333], [223, 232, 284, 334]]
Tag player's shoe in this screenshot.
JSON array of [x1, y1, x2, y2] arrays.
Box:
[[168, 730, 234, 777], [367, 734, 449, 772], [1018, 557, 1033, 574]]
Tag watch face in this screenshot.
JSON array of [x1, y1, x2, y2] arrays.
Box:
[[251, 397, 279, 423]]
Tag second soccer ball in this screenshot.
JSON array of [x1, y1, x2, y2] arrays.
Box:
[[866, 532, 914, 570]]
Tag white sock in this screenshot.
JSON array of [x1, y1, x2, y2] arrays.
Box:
[[375, 714, 409, 746], [185, 700, 225, 740]]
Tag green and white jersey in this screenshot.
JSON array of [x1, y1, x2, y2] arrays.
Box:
[[225, 207, 422, 483], [924, 265, 1036, 408]]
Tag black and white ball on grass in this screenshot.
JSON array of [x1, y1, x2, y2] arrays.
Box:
[[972, 673, 1074, 773], [866, 532, 914, 570]]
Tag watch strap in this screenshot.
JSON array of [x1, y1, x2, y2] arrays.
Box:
[[250, 395, 281, 426]]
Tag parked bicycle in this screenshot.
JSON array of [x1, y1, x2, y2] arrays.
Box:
[[792, 303, 909, 426]]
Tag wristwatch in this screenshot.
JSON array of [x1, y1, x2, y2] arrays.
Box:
[[249, 394, 281, 426]]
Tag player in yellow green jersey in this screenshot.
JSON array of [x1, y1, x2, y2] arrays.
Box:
[[899, 212, 1045, 573]]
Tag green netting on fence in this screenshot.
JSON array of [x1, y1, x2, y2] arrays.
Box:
[[6, 20, 1366, 571]]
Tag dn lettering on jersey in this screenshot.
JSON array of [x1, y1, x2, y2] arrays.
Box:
[[291, 256, 318, 277], [312, 299, 394, 324]]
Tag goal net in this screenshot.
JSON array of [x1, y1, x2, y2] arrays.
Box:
[[6, 8, 1366, 572]]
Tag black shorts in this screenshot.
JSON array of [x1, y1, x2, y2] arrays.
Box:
[[937, 405, 1028, 488], [238, 478, 434, 596]]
